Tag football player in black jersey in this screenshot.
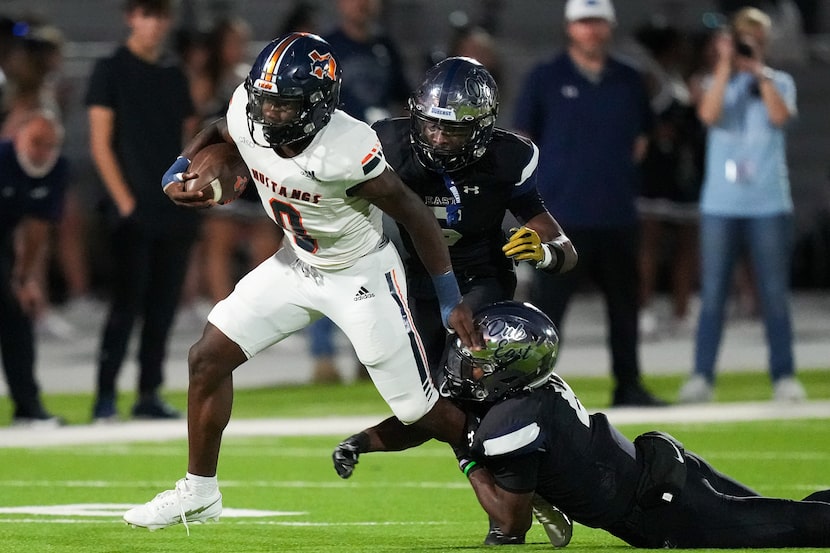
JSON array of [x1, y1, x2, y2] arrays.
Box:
[[349, 56, 577, 545], [371, 56, 577, 380], [335, 301, 830, 548]]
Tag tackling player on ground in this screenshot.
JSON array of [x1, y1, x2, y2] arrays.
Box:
[[335, 301, 830, 548], [123, 32, 481, 532]]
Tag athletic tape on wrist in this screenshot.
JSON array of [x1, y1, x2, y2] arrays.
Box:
[[432, 270, 462, 328], [161, 156, 191, 189]]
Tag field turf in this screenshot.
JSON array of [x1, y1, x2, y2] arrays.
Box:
[[0, 370, 828, 552]]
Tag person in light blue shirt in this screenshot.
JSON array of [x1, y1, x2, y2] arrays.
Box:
[[678, 6, 805, 403]]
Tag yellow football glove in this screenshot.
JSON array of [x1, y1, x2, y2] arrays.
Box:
[[503, 226, 545, 264]]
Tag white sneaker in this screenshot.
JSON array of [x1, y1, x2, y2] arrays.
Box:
[[639, 308, 659, 341], [531, 493, 572, 547], [124, 478, 222, 532], [36, 310, 77, 340], [677, 375, 714, 404], [773, 377, 807, 403]]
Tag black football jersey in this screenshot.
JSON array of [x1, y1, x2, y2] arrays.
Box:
[[372, 118, 548, 277], [467, 375, 641, 529]]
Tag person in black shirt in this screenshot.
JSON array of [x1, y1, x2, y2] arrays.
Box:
[[372, 56, 577, 379], [85, 0, 200, 421], [335, 301, 830, 548], [0, 110, 67, 426]]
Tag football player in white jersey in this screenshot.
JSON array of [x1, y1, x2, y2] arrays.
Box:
[[123, 33, 481, 532]]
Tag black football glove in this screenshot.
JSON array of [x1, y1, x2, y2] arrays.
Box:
[[332, 432, 369, 479]]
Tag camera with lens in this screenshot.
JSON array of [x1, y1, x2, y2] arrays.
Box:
[[735, 40, 754, 58]]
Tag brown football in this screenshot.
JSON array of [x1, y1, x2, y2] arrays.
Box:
[[184, 143, 249, 204]]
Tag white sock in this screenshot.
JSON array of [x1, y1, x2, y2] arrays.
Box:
[[186, 472, 218, 496]]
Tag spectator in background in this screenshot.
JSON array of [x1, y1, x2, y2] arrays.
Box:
[[1, 19, 63, 136], [85, 0, 200, 421], [447, 25, 502, 84], [323, 0, 410, 125], [0, 110, 68, 426], [307, 0, 413, 383], [678, 7, 805, 403], [275, 1, 319, 38], [633, 24, 705, 340], [512, 0, 664, 407], [426, 17, 503, 85], [0, 18, 92, 340]]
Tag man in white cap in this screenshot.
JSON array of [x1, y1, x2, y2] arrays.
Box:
[[513, 0, 664, 406]]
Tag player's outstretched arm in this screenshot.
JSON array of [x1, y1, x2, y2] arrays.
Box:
[[354, 168, 481, 350], [333, 397, 469, 478]]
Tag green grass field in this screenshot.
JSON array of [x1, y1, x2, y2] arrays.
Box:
[[1, 370, 829, 552]]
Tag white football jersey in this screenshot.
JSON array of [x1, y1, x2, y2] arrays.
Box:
[[226, 84, 387, 269]]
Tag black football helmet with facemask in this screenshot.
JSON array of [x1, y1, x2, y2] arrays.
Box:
[[409, 56, 498, 172], [442, 301, 559, 403], [245, 32, 341, 147]]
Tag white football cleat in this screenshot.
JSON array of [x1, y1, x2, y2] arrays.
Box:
[[124, 478, 222, 534], [532, 493, 573, 547]]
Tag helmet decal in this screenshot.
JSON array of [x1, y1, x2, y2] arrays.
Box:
[[484, 318, 534, 366], [309, 50, 337, 81]]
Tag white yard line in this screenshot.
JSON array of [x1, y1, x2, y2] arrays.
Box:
[[2, 401, 829, 448]]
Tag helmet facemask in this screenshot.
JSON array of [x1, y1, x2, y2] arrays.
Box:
[[410, 108, 494, 172]]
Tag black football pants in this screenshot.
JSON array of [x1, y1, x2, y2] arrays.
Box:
[[530, 226, 641, 388], [0, 240, 45, 418], [611, 451, 830, 548]]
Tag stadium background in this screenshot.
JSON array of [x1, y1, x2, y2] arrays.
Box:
[[2, 0, 830, 288]]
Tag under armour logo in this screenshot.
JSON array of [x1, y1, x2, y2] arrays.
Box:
[[561, 85, 579, 99], [353, 286, 375, 301], [462, 185, 480, 194]]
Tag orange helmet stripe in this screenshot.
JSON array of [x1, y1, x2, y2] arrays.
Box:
[[261, 32, 311, 82]]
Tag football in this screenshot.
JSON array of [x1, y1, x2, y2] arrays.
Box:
[[184, 142, 249, 204]]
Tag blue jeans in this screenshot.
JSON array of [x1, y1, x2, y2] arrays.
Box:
[[308, 317, 337, 357], [694, 213, 795, 382]]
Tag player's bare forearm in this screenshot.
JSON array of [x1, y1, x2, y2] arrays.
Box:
[[359, 169, 452, 276], [468, 469, 534, 537], [361, 416, 434, 452], [372, 396, 467, 450], [358, 169, 480, 349], [525, 212, 578, 273]]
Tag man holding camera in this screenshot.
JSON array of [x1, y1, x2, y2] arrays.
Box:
[[679, 7, 805, 403]]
